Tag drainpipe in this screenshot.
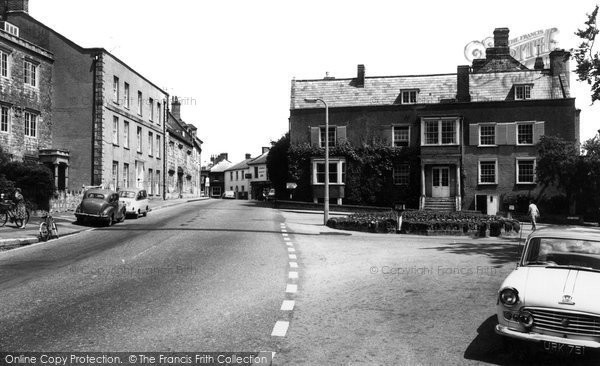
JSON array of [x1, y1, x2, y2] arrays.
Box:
[[90, 53, 99, 186], [163, 95, 168, 200]]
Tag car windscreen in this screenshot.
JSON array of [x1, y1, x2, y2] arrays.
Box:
[[524, 237, 600, 270], [86, 193, 105, 199], [119, 191, 136, 198]]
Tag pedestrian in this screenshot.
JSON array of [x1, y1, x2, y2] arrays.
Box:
[[527, 200, 540, 231], [13, 188, 27, 229]]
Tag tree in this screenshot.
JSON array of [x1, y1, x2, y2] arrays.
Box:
[[573, 5, 600, 103], [266, 133, 290, 200]]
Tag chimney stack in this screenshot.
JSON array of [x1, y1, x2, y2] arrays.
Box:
[[1, 0, 28, 14], [262, 147, 270, 154], [456, 65, 471, 102], [171, 96, 181, 121], [549, 49, 571, 97], [486, 28, 511, 58], [245, 153, 252, 160], [356, 64, 365, 88]]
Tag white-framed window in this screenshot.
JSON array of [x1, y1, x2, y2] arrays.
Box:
[[113, 76, 119, 103], [148, 131, 153, 156], [478, 159, 498, 184], [516, 158, 536, 184], [319, 126, 336, 148], [3, 22, 19, 37], [123, 121, 129, 148], [123, 163, 129, 188], [136, 126, 142, 152], [0, 51, 8, 78], [112, 161, 119, 190], [515, 84, 531, 100], [422, 118, 458, 145], [401, 90, 418, 104], [137, 91, 143, 115], [1, 105, 10, 133], [157, 102, 161, 125], [156, 135, 161, 159], [517, 123, 534, 145], [393, 125, 410, 147], [312, 159, 346, 185], [24, 112, 37, 137], [124, 82, 130, 108], [149, 98, 154, 121], [23, 60, 37, 87], [112, 116, 119, 145], [393, 163, 410, 185], [479, 124, 496, 146]]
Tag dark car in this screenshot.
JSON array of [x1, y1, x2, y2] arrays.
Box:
[[75, 188, 126, 226]]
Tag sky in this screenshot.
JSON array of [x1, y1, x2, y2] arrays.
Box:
[[31, 0, 600, 165]]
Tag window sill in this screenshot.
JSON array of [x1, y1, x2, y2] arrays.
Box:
[[312, 183, 346, 186], [516, 182, 536, 185], [421, 144, 459, 147], [123, 147, 130, 150], [478, 144, 498, 147], [516, 143, 534, 146], [24, 135, 37, 139], [112, 143, 119, 147], [478, 182, 498, 185]]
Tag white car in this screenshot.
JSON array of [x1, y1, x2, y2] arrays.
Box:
[[118, 189, 149, 218], [496, 227, 600, 356]]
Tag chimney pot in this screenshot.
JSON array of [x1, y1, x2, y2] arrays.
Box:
[[171, 96, 181, 121], [245, 153, 251, 160], [1, 0, 28, 14], [493, 28, 510, 48]]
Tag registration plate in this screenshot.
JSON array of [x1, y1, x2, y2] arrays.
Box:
[[543, 341, 585, 355]]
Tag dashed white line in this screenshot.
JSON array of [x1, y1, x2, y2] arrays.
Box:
[[282, 233, 289, 237], [286, 242, 293, 247], [271, 321, 289, 337], [281, 229, 288, 233], [285, 284, 298, 293], [288, 271, 298, 279], [280, 300, 295, 311], [283, 237, 291, 241], [289, 262, 298, 268], [288, 254, 297, 260], [287, 248, 295, 252]]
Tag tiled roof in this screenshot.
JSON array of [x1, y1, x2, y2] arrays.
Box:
[[225, 159, 253, 172], [248, 152, 268, 165], [209, 160, 233, 173], [292, 74, 457, 109]]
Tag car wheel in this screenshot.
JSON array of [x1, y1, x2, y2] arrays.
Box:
[[107, 214, 114, 227], [143, 206, 148, 217]]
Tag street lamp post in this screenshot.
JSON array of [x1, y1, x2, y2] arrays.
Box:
[[304, 97, 329, 225]]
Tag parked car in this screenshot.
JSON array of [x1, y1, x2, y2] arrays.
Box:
[[119, 188, 149, 218], [75, 188, 126, 226], [222, 190, 235, 199], [495, 227, 600, 355], [266, 188, 276, 201]]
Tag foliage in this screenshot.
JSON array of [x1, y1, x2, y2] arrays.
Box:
[[288, 140, 420, 207], [266, 133, 290, 200], [536, 135, 587, 199], [327, 210, 519, 236], [573, 5, 600, 103]]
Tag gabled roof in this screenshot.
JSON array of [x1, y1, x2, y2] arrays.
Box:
[[209, 160, 233, 173], [248, 151, 269, 165], [225, 158, 253, 172]]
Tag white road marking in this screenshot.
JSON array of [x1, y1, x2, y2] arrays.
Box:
[[282, 233, 288, 237], [271, 321, 289, 337], [288, 254, 297, 259], [289, 262, 298, 268], [285, 284, 298, 293], [288, 271, 298, 279], [281, 229, 287, 233], [287, 248, 295, 252], [286, 242, 293, 247], [283, 237, 291, 241], [280, 300, 295, 311]]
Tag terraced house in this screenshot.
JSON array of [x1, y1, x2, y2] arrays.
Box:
[[289, 28, 579, 214], [2, 0, 168, 192]]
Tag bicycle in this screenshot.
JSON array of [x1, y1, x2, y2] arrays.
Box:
[[39, 211, 59, 241], [0, 200, 30, 228]]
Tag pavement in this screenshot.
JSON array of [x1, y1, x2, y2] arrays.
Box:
[[0, 196, 210, 249]]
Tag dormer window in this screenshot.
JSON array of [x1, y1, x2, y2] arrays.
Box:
[[515, 84, 531, 100], [401, 89, 418, 104]]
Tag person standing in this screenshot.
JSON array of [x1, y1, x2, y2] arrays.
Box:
[[527, 200, 540, 231], [14, 188, 27, 229]]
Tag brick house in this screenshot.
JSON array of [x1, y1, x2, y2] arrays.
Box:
[[2, 0, 168, 192], [166, 96, 203, 199], [289, 28, 579, 214], [0, 16, 60, 175]]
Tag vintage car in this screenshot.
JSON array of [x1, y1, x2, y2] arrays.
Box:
[[496, 227, 600, 355], [222, 190, 235, 199], [118, 188, 149, 218], [75, 188, 126, 226]]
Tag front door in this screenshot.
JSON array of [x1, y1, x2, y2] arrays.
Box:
[[432, 166, 450, 197]]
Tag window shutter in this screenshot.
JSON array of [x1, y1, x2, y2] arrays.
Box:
[[506, 123, 516, 145], [533, 121, 545, 143], [469, 124, 478, 146], [310, 127, 320, 146], [382, 125, 393, 146], [496, 123, 507, 145], [336, 126, 347, 143]]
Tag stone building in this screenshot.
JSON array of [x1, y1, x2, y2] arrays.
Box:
[[165, 97, 203, 199], [289, 28, 579, 214], [2, 0, 168, 192]]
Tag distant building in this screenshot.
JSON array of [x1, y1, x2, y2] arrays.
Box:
[[2, 0, 168, 192], [224, 154, 254, 199], [247, 147, 271, 199], [165, 97, 202, 199], [289, 28, 579, 214], [206, 154, 232, 198]]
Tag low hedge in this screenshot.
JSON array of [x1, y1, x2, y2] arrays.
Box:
[[327, 210, 521, 236]]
